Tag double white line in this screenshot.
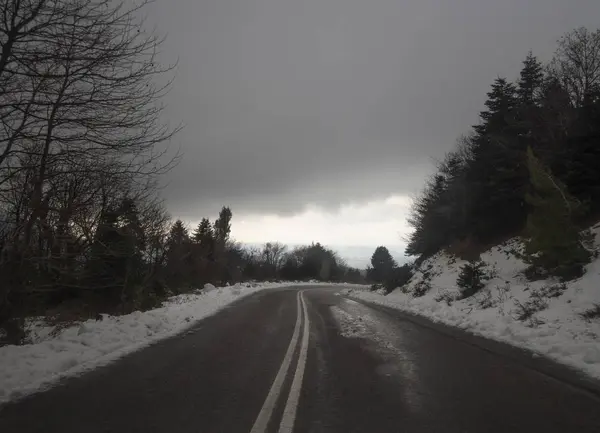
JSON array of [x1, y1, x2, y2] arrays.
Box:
[[250, 291, 310, 433]]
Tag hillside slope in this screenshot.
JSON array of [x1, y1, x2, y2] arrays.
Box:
[[349, 224, 600, 380]]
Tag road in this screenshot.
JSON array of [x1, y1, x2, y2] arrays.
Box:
[[1, 286, 600, 432]]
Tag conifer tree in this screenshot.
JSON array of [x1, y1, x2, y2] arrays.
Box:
[[524, 147, 590, 280], [518, 52, 545, 106], [165, 220, 192, 290]]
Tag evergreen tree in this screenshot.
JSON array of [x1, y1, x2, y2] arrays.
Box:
[[473, 77, 519, 135], [88, 208, 122, 299], [212, 207, 232, 283], [193, 218, 215, 262], [116, 198, 146, 304], [406, 174, 452, 256], [214, 207, 232, 244], [193, 218, 214, 244], [524, 147, 590, 280], [165, 220, 192, 290], [457, 260, 487, 298], [467, 77, 525, 241], [517, 52, 545, 106], [369, 246, 397, 283], [87, 198, 146, 306]]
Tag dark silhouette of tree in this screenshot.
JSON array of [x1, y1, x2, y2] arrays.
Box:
[[368, 246, 397, 284]]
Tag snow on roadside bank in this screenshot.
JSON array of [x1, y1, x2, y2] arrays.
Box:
[[0, 281, 365, 404], [346, 232, 600, 381]]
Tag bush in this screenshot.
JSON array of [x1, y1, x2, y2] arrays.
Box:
[[413, 280, 431, 297], [477, 289, 494, 309], [514, 293, 548, 323], [435, 290, 459, 306], [382, 264, 413, 294], [523, 264, 546, 281], [370, 283, 383, 292], [580, 304, 600, 321], [412, 266, 433, 298], [538, 283, 567, 299], [495, 283, 512, 315], [457, 260, 488, 298], [0, 317, 26, 346]]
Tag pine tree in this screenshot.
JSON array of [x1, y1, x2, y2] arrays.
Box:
[[467, 77, 525, 241], [406, 174, 453, 256], [524, 147, 590, 280], [88, 208, 122, 298], [370, 246, 397, 284], [116, 198, 146, 304], [473, 77, 518, 135], [193, 218, 214, 245], [87, 198, 146, 306], [214, 207, 232, 244], [165, 220, 192, 290], [518, 52, 545, 106], [457, 260, 487, 298]]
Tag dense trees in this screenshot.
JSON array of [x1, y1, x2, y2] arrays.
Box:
[[0, 0, 180, 339], [407, 27, 600, 279]]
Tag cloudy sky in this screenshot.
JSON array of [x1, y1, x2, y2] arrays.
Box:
[[147, 0, 600, 267]]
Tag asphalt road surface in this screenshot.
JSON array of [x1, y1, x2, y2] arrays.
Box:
[[1, 286, 600, 432]]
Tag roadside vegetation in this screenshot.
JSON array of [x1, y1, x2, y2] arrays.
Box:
[[0, 0, 364, 345], [405, 26, 600, 288]]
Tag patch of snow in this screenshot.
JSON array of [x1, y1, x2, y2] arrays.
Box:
[[330, 306, 371, 338], [347, 227, 600, 381], [0, 281, 367, 405]]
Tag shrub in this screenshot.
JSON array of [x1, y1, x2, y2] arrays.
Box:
[[412, 266, 433, 297], [435, 290, 459, 306], [580, 304, 600, 321], [457, 260, 488, 298], [370, 283, 383, 292], [413, 281, 430, 297], [0, 317, 26, 346], [538, 283, 567, 299], [514, 294, 548, 323], [523, 264, 546, 281], [495, 283, 512, 315], [382, 264, 413, 294], [477, 289, 494, 309]]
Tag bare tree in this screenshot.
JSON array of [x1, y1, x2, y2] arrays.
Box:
[[550, 27, 600, 107], [261, 242, 287, 276], [0, 0, 180, 330]]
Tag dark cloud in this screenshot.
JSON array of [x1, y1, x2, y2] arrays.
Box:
[[149, 0, 600, 218]]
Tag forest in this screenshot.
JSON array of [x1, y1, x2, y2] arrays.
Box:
[[406, 27, 600, 282]]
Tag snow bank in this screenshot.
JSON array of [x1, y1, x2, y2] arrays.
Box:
[[348, 227, 600, 380], [0, 281, 365, 404]]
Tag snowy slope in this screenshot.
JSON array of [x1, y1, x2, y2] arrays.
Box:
[[349, 227, 600, 380], [0, 281, 366, 405]]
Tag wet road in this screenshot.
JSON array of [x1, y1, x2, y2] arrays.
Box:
[[1, 286, 600, 432]]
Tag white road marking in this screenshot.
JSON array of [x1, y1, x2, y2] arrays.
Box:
[[278, 291, 310, 433], [250, 292, 303, 433]]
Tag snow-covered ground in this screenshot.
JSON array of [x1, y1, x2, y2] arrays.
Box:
[[0, 281, 365, 405], [347, 226, 600, 380]]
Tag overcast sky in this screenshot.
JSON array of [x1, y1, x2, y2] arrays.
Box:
[[147, 0, 600, 265]]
